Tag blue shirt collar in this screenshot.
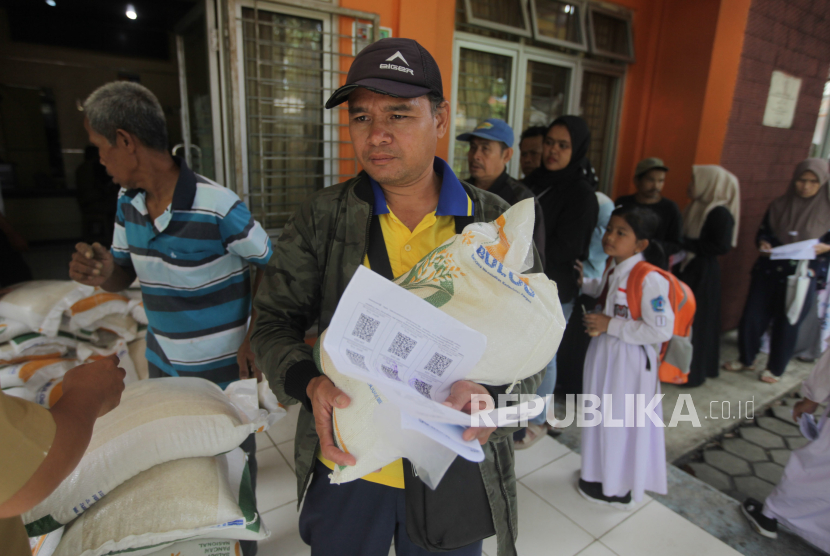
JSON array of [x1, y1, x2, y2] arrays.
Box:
[[369, 157, 473, 217]]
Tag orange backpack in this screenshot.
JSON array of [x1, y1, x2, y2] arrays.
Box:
[[626, 262, 696, 385]]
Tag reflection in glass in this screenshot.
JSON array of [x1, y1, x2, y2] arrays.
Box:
[[453, 48, 512, 178]]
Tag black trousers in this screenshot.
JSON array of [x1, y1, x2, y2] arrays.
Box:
[[299, 460, 484, 556], [738, 271, 816, 376]]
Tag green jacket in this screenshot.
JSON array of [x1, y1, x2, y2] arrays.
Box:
[[252, 170, 545, 556]]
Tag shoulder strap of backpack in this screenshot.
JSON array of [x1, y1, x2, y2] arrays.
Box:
[[626, 261, 660, 321], [367, 215, 394, 281]]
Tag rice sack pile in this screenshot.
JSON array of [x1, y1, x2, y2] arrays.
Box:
[[0, 281, 150, 406], [317, 199, 567, 483]]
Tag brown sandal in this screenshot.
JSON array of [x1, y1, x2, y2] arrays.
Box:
[[759, 370, 779, 383]]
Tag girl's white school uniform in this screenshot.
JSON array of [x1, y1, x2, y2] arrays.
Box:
[[581, 253, 673, 502], [763, 347, 830, 552]]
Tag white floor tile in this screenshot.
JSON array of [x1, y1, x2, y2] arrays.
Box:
[[576, 541, 619, 556], [277, 438, 296, 471], [256, 431, 275, 452], [519, 452, 651, 539], [513, 436, 570, 479], [483, 483, 594, 556], [258, 503, 309, 556], [256, 446, 299, 513], [600, 501, 742, 556], [268, 403, 300, 445]]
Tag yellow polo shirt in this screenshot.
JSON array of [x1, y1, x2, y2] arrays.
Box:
[[317, 157, 473, 488]]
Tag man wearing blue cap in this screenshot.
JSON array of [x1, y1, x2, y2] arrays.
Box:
[[457, 118, 545, 263]]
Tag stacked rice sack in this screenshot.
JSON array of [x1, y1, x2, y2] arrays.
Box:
[[0, 280, 150, 406], [318, 199, 568, 483], [24, 376, 285, 556]]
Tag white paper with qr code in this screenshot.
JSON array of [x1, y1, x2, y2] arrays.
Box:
[[325, 266, 487, 427]]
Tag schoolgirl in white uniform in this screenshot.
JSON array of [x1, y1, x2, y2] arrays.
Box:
[[580, 206, 674, 509]]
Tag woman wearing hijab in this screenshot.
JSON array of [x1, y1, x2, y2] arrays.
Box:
[[514, 116, 599, 447], [674, 165, 740, 388], [724, 159, 830, 383]]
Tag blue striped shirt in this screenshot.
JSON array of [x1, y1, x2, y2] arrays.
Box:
[[111, 158, 272, 387]]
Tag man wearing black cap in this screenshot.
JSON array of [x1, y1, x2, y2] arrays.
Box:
[[252, 38, 543, 556], [457, 118, 545, 263], [615, 157, 683, 266]]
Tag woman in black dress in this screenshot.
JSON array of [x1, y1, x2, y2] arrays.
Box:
[[675, 165, 740, 387], [724, 158, 830, 383]]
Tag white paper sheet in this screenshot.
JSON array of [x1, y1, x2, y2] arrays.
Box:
[[400, 412, 484, 462], [323, 266, 545, 441], [769, 238, 818, 260]]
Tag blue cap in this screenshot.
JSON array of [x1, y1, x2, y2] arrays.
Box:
[[456, 118, 514, 147]]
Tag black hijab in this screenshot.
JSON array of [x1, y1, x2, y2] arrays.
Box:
[[524, 115, 592, 194]]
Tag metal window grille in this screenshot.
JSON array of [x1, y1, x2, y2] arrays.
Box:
[[580, 71, 616, 183], [522, 60, 570, 130], [452, 48, 512, 178], [239, 5, 377, 235]]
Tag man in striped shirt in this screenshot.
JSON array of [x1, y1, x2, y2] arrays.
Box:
[[69, 81, 271, 556]]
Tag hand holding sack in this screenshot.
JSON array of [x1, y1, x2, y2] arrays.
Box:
[[317, 199, 566, 484]]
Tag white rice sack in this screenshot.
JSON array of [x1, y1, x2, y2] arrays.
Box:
[[0, 358, 75, 390], [0, 339, 69, 365], [0, 317, 31, 343], [30, 527, 63, 556], [128, 338, 148, 380], [144, 539, 242, 556], [125, 289, 149, 325], [58, 316, 99, 343], [92, 313, 138, 342], [23, 376, 286, 535], [53, 448, 268, 556], [66, 289, 130, 331], [77, 339, 138, 384], [319, 200, 566, 483], [6, 377, 66, 408], [0, 281, 94, 336]]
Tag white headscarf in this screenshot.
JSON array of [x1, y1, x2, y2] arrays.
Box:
[[683, 165, 741, 247]]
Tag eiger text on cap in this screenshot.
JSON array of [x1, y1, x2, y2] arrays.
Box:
[[456, 118, 515, 147], [325, 38, 444, 109], [634, 157, 669, 177]]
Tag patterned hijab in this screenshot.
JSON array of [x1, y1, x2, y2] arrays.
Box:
[[683, 165, 741, 247], [768, 158, 830, 244]]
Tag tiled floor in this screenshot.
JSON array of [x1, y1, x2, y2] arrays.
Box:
[[252, 405, 743, 556]]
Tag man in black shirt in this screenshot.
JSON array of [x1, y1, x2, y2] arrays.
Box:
[[458, 118, 545, 262], [615, 157, 682, 266]]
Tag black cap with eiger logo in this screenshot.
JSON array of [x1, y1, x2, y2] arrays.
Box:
[[325, 38, 444, 109]]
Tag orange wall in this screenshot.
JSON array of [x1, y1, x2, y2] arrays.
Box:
[[340, 0, 456, 160]]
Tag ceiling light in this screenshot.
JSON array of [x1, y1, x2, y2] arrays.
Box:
[[126, 4, 137, 19], [45, 0, 56, 5]]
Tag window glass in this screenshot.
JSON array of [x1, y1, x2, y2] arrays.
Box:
[[533, 0, 583, 46], [466, 0, 529, 34], [579, 71, 618, 188], [590, 10, 633, 59], [522, 60, 570, 130], [453, 48, 512, 178]]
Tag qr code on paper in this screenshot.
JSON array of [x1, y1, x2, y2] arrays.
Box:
[[424, 353, 453, 377], [346, 349, 367, 370], [352, 314, 380, 343], [381, 363, 400, 380], [411, 378, 432, 398], [387, 332, 417, 360]]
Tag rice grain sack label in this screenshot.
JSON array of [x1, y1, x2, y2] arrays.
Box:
[[319, 199, 566, 483], [53, 449, 267, 556], [143, 539, 241, 556], [23, 377, 286, 536], [0, 281, 94, 336]]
